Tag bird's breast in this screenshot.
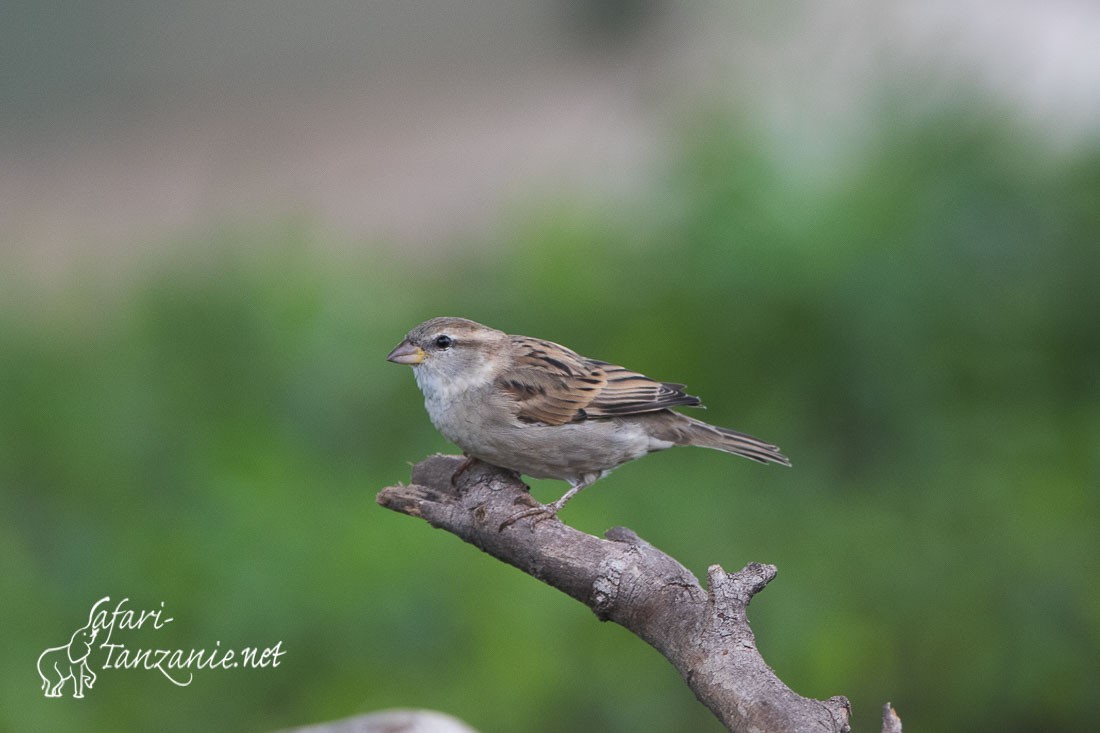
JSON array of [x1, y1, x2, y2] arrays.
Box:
[[415, 372, 510, 451]]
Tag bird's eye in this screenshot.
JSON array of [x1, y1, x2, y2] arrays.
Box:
[[434, 335, 454, 349]]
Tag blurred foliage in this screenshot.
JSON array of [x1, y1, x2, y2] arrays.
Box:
[[3, 108, 1099, 733]]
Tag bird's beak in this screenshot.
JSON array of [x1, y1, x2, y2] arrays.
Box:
[[386, 340, 426, 365]]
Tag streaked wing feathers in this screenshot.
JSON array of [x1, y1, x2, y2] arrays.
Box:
[[498, 337, 702, 426]]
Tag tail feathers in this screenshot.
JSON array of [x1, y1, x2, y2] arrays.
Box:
[[683, 416, 791, 467]]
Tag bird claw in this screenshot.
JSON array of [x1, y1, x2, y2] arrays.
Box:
[[499, 503, 560, 531], [451, 455, 477, 486]]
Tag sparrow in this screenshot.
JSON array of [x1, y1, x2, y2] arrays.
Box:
[[387, 317, 790, 526]]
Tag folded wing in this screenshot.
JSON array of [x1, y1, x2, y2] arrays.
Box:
[[498, 336, 702, 426]]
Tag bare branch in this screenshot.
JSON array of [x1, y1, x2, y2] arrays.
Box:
[[378, 454, 893, 733]]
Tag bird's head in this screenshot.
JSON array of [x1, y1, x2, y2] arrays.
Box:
[[387, 317, 510, 388]]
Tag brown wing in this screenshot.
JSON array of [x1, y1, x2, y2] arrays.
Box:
[[497, 337, 702, 426]]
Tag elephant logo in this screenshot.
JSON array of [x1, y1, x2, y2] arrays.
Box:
[[37, 613, 100, 698]]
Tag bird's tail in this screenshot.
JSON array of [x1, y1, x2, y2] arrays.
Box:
[[681, 416, 791, 467]]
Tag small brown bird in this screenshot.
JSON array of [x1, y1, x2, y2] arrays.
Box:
[[387, 317, 789, 526]]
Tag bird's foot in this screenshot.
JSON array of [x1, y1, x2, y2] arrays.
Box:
[[499, 500, 564, 531], [453, 456, 523, 489], [451, 455, 478, 486], [499, 480, 592, 530]]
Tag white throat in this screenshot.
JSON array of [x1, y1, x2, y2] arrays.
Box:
[[413, 357, 497, 405]]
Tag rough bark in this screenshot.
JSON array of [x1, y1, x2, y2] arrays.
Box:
[[377, 454, 900, 733]]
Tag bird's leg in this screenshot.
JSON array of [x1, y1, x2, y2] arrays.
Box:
[[451, 454, 478, 485], [453, 455, 523, 487], [499, 473, 598, 530]]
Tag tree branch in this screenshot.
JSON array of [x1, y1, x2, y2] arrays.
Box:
[[378, 454, 898, 733]]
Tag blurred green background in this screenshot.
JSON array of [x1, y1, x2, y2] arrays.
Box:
[[3, 3, 1099, 732]]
